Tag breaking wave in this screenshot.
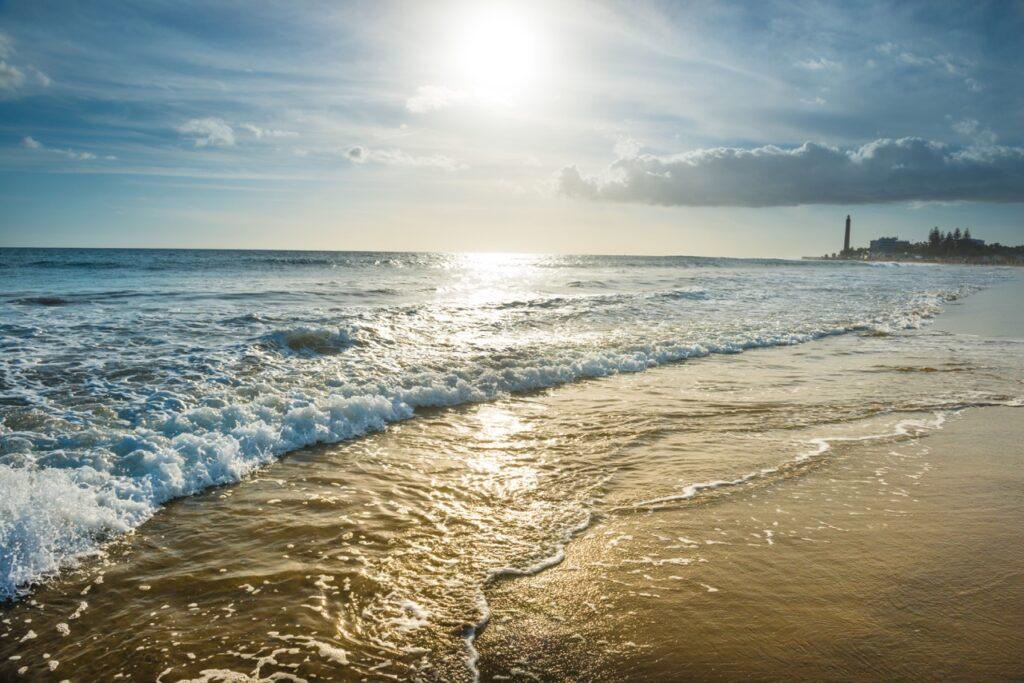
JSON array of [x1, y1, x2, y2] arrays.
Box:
[[260, 327, 359, 355], [0, 249, 1007, 602], [0, 297, 957, 600]]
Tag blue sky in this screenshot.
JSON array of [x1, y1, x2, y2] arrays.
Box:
[[0, 0, 1022, 256]]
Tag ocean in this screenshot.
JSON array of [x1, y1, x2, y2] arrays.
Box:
[[1, 248, 1021, 680]]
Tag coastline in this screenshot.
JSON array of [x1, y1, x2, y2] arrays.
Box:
[[476, 405, 1024, 680], [474, 275, 1024, 680], [803, 256, 1024, 266], [0, 271, 1020, 681]]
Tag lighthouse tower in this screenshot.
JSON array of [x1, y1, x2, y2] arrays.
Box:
[[843, 215, 851, 254]]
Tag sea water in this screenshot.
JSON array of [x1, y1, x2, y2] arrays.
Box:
[[0, 249, 1007, 601], [4, 249, 1024, 680]]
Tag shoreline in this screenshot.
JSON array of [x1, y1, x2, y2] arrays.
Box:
[[475, 403, 1024, 680], [0, 270, 975, 605], [804, 256, 1024, 266], [0, 274, 1021, 681], [472, 275, 1024, 680]]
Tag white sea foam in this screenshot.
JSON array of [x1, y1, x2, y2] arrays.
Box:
[[629, 410, 959, 511], [0, 251, 1006, 601]]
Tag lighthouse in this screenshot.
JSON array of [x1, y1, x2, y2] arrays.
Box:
[[843, 215, 851, 254]]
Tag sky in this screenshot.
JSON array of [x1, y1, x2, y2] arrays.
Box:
[[0, 0, 1022, 257]]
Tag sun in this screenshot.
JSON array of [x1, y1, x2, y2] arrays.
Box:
[[447, 4, 546, 105]]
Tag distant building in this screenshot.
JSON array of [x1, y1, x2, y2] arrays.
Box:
[[964, 237, 986, 247], [869, 236, 911, 254], [843, 215, 851, 253]]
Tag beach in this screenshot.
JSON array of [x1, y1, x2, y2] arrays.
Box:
[[0, 253, 1021, 681], [477, 406, 1024, 681], [477, 279, 1024, 681]]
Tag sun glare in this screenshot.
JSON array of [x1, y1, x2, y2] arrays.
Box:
[[447, 4, 546, 105]]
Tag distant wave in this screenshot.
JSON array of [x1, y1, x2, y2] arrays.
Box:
[[487, 287, 709, 312], [25, 259, 124, 270], [9, 291, 146, 306], [1, 249, 940, 274], [11, 296, 71, 306]]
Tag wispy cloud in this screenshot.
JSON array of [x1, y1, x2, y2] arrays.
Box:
[[178, 118, 235, 147], [405, 85, 467, 113], [0, 31, 49, 92], [877, 45, 981, 93], [559, 138, 1024, 206], [0, 60, 24, 89], [346, 145, 465, 170], [22, 135, 112, 161], [241, 124, 298, 139], [951, 118, 998, 146], [28, 66, 51, 87], [796, 57, 840, 71]]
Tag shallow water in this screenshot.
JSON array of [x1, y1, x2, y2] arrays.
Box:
[[477, 405, 1024, 681], [0, 251, 1021, 680]]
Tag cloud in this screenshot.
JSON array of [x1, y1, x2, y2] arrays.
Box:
[[346, 145, 465, 170], [178, 117, 235, 147], [241, 123, 298, 139], [614, 137, 641, 159], [0, 33, 48, 92], [898, 51, 933, 67], [21, 135, 103, 160], [952, 119, 978, 136], [898, 52, 970, 75], [887, 49, 980, 92], [28, 66, 50, 87], [796, 58, 840, 71], [0, 60, 25, 90], [952, 118, 997, 146], [558, 138, 1024, 207], [405, 85, 467, 113]]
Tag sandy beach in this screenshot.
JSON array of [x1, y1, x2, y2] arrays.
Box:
[[477, 277, 1024, 681], [477, 404, 1024, 680]]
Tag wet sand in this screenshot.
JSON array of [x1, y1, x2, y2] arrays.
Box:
[[476, 406, 1024, 681], [476, 275, 1024, 681]]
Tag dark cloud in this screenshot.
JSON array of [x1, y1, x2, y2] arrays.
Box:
[[559, 138, 1024, 206]]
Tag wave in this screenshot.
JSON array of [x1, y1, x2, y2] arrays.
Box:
[[654, 288, 709, 301], [10, 296, 71, 306], [3, 249, 962, 276], [622, 410, 958, 511], [24, 259, 124, 270], [0, 299, 950, 602], [487, 287, 709, 312], [619, 402, 1016, 514], [7, 291, 152, 306], [259, 327, 359, 355], [0, 277, 993, 602], [565, 280, 609, 288]]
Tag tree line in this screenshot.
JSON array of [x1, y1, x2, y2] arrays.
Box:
[[823, 227, 1023, 263]]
